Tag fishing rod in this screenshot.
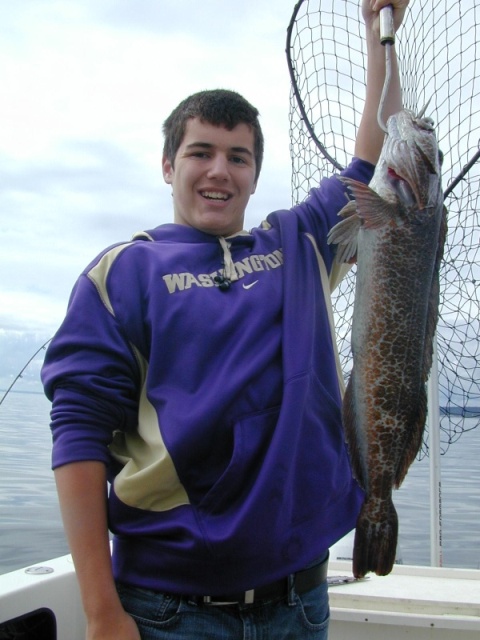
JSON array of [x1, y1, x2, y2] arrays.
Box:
[[0, 338, 51, 406]]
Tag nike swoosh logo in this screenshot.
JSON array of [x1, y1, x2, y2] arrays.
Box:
[[243, 280, 259, 290]]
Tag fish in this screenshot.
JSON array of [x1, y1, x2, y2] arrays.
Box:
[[327, 108, 447, 578]]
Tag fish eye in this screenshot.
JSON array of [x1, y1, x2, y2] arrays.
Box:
[[419, 117, 435, 131]]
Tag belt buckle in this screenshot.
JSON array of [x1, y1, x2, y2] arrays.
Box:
[[203, 589, 255, 606]]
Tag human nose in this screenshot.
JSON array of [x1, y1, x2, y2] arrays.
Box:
[[206, 153, 229, 180]]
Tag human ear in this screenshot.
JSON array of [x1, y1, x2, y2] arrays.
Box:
[[162, 154, 174, 185]]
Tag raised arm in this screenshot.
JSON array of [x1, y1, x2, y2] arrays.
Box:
[[355, 0, 410, 164]]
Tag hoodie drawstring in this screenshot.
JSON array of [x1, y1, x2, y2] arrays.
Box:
[[217, 236, 239, 288]]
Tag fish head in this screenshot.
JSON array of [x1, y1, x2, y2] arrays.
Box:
[[375, 108, 443, 220]]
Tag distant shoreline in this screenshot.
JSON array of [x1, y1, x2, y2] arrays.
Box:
[[1, 388, 479, 415], [0, 389, 44, 397]]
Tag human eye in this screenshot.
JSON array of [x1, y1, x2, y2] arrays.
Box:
[[184, 144, 212, 160], [230, 154, 248, 165], [191, 150, 209, 159]]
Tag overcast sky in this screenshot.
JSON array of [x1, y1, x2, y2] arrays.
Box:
[[1, 0, 301, 390]]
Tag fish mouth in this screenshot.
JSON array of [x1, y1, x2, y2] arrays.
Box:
[[384, 110, 442, 211]]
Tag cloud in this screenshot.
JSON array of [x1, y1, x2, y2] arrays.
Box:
[[0, 0, 297, 382]]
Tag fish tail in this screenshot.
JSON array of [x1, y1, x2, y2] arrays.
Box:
[[353, 497, 398, 578]]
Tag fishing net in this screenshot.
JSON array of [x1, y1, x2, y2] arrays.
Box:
[[287, 0, 480, 455]]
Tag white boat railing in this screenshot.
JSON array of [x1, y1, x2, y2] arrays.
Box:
[[428, 337, 443, 567]]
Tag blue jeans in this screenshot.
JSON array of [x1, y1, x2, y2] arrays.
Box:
[[116, 580, 330, 639]]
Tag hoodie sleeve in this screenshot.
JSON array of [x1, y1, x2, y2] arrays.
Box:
[[42, 263, 143, 471], [288, 157, 375, 272]]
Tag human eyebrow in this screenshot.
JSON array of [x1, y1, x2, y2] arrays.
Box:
[[185, 142, 214, 151]]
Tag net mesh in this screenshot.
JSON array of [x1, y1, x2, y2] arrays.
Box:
[[287, 0, 480, 454]]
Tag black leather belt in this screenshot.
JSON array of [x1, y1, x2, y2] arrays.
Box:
[[195, 554, 329, 606]]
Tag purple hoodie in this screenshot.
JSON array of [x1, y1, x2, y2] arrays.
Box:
[[42, 158, 373, 595]]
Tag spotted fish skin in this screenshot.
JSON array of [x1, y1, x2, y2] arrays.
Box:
[[328, 109, 447, 578]]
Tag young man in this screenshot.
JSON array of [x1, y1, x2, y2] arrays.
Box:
[[42, 1, 409, 638]]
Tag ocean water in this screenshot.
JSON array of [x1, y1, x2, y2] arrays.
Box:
[[0, 391, 479, 576], [0, 391, 69, 575]]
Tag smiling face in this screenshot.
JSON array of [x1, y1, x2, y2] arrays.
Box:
[[162, 118, 257, 237]]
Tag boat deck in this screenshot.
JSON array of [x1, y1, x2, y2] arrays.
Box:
[[1, 555, 480, 639], [328, 560, 480, 639]]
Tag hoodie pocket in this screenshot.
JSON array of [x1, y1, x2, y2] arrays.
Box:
[[197, 405, 280, 516]]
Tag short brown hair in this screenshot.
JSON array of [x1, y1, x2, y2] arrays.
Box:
[[162, 89, 264, 181]]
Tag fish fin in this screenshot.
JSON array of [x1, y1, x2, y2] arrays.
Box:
[[353, 496, 398, 578], [340, 177, 395, 229], [327, 201, 361, 264], [342, 373, 367, 488]]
